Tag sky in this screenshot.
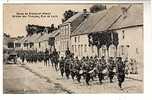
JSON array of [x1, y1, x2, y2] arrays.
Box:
[[3, 4, 93, 37]]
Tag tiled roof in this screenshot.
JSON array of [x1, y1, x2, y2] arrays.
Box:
[[63, 12, 84, 23], [89, 6, 123, 33], [72, 10, 107, 36], [109, 4, 143, 30]]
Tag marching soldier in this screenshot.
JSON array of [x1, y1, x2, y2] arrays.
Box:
[[97, 56, 107, 84], [74, 57, 82, 83], [21, 52, 25, 64], [64, 56, 71, 79], [116, 57, 125, 89], [83, 57, 91, 85], [70, 56, 76, 81], [65, 48, 71, 58], [107, 57, 116, 83], [52, 48, 59, 71], [44, 48, 49, 66], [59, 56, 65, 78], [96, 59, 104, 84], [89, 56, 95, 81]]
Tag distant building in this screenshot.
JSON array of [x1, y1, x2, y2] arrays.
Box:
[[71, 4, 143, 64], [109, 4, 143, 63], [3, 33, 14, 50], [58, 11, 89, 57]]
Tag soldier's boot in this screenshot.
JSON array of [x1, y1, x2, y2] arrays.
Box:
[[109, 75, 113, 83], [99, 78, 102, 84], [71, 72, 75, 81], [61, 70, 64, 78], [118, 82, 122, 89], [86, 74, 90, 85], [86, 79, 90, 85], [66, 71, 70, 79], [110, 78, 113, 83], [98, 74, 102, 84], [77, 74, 81, 83]]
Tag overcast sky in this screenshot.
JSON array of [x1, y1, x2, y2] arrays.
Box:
[[3, 4, 93, 37]]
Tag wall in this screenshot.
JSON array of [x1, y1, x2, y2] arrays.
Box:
[[116, 26, 143, 64], [71, 34, 98, 59]]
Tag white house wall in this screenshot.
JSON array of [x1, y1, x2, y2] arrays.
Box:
[[71, 34, 98, 59], [116, 26, 143, 64]]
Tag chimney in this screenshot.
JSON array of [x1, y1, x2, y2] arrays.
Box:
[[83, 9, 88, 19], [121, 7, 127, 19], [83, 9, 87, 14]]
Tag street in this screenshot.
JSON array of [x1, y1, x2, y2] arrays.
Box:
[[3, 64, 68, 94], [3, 63, 143, 93]]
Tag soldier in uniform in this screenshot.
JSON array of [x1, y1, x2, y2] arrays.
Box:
[[59, 56, 65, 78], [64, 56, 71, 79], [70, 56, 76, 81], [74, 57, 82, 83], [116, 57, 125, 89], [97, 56, 107, 84], [107, 57, 116, 83], [52, 48, 59, 71], [44, 48, 49, 66], [96, 59, 104, 84], [65, 48, 71, 58], [83, 57, 91, 85], [89, 56, 96, 81]]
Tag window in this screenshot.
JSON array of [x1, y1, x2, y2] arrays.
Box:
[[8, 42, 14, 48], [121, 45, 124, 55], [122, 30, 125, 39], [126, 45, 130, 48], [39, 42, 41, 48], [75, 37, 77, 43], [81, 45, 83, 56], [29, 42, 34, 48]]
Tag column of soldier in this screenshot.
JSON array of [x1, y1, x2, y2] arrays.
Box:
[[57, 48, 126, 89], [18, 48, 126, 89], [58, 55, 125, 89]]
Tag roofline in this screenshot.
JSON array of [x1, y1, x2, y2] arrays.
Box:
[[70, 24, 143, 37], [109, 24, 143, 31]]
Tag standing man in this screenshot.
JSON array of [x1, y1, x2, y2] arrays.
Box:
[[74, 57, 81, 83], [64, 56, 71, 79], [52, 48, 59, 71], [107, 57, 115, 83], [44, 48, 49, 66], [97, 59, 104, 84], [116, 57, 125, 89], [59, 56, 65, 78], [65, 48, 71, 58]]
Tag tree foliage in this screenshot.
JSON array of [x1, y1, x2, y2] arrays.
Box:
[[26, 24, 57, 36], [62, 10, 78, 22], [90, 4, 106, 13], [88, 31, 119, 49]]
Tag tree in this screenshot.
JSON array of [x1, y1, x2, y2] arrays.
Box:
[[88, 31, 119, 57], [62, 10, 78, 22], [90, 4, 106, 13]]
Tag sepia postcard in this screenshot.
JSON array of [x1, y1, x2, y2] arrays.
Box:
[[3, 3, 143, 94]]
